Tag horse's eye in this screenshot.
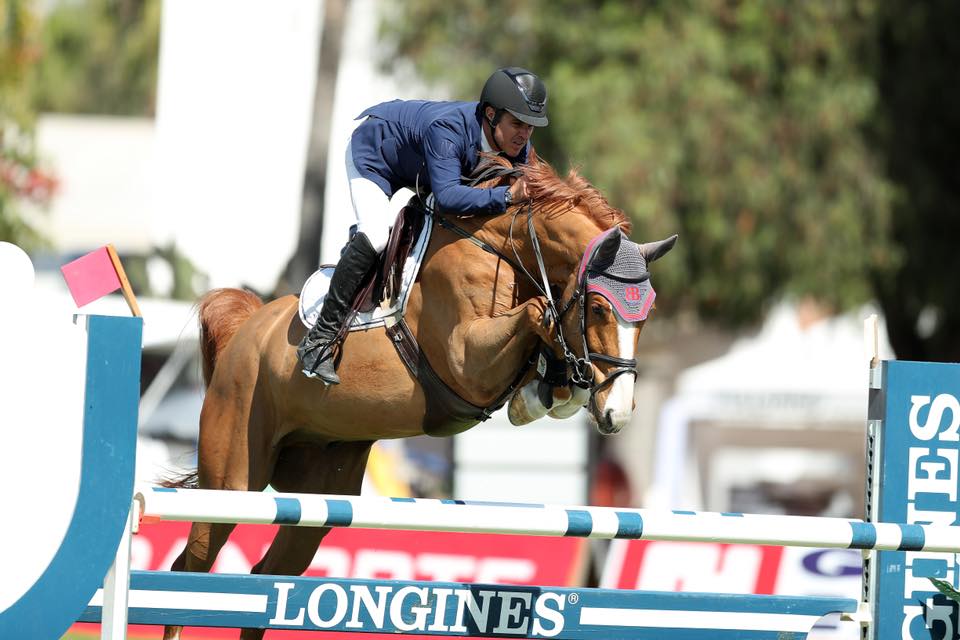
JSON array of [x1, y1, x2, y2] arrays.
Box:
[[591, 302, 606, 317]]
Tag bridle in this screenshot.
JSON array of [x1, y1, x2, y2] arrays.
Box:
[[427, 165, 648, 410], [514, 203, 647, 413]]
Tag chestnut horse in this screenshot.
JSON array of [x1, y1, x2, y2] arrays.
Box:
[[162, 158, 675, 640]]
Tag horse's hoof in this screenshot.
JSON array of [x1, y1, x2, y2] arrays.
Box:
[[508, 382, 549, 425], [548, 384, 590, 419]]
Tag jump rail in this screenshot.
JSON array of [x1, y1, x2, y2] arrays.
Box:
[[138, 486, 960, 553]]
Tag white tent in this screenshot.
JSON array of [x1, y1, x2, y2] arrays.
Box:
[[646, 302, 895, 512]]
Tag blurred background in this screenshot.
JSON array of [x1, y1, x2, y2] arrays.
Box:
[[3, 1, 958, 633]]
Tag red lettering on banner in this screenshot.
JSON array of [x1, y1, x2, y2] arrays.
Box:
[[602, 540, 787, 594], [601, 539, 862, 600], [625, 286, 641, 301], [131, 522, 570, 585]]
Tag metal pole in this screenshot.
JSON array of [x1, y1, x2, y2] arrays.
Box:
[[101, 504, 133, 640]]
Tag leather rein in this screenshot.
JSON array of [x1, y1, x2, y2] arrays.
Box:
[[427, 165, 646, 411]]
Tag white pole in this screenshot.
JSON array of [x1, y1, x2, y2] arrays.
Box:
[[864, 313, 879, 369], [101, 504, 133, 640], [138, 488, 960, 553]]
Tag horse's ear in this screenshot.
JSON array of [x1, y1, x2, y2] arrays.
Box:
[[592, 228, 623, 267], [637, 234, 678, 263]]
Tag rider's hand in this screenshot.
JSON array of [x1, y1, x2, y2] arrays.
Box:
[[509, 178, 529, 204]]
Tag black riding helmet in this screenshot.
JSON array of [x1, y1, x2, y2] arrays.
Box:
[[480, 67, 548, 128]]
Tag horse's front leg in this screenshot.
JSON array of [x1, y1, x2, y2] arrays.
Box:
[[448, 295, 562, 426], [449, 296, 554, 405], [508, 369, 590, 424], [498, 302, 591, 425], [507, 342, 581, 425]]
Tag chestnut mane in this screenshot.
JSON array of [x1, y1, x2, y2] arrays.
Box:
[[477, 154, 631, 234]]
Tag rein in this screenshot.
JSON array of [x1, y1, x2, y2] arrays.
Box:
[[427, 164, 643, 407]]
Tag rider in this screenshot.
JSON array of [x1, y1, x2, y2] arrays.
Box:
[[298, 67, 549, 384]]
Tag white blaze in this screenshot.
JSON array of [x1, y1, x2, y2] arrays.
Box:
[[602, 318, 637, 428]]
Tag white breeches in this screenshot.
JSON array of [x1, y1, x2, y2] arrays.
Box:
[[345, 139, 396, 252]]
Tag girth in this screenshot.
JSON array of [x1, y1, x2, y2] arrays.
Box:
[[385, 318, 533, 437]]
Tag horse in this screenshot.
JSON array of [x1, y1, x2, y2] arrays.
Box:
[[161, 156, 676, 640]]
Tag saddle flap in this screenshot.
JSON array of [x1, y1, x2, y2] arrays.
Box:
[[364, 203, 425, 312]]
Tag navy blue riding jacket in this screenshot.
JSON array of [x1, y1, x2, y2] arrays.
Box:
[[351, 100, 529, 216]]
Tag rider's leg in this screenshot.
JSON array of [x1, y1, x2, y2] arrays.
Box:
[[298, 140, 392, 383], [298, 231, 378, 382]]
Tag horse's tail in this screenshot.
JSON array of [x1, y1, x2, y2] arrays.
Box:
[[156, 289, 263, 490], [158, 469, 199, 489], [198, 288, 264, 388]]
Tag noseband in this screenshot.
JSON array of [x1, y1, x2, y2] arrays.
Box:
[[428, 166, 647, 407]]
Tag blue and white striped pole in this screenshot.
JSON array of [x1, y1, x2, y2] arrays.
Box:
[[140, 487, 960, 553]]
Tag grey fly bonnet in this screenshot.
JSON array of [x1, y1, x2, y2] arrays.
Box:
[[577, 227, 655, 322]]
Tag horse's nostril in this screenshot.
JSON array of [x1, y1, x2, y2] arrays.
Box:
[[597, 409, 615, 433]]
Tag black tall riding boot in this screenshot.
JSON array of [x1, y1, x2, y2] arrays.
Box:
[[298, 232, 379, 384]]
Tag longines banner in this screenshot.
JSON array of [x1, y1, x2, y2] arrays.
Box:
[[872, 361, 960, 640], [73, 522, 586, 639], [80, 569, 853, 639]]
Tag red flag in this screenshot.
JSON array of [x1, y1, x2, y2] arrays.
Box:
[[60, 244, 141, 316]]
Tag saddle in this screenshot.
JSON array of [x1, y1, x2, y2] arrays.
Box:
[[298, 201, 429, 332], [364, 203, 425, 312]]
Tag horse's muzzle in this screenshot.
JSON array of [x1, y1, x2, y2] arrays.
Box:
[[589, 408, 623, 435]]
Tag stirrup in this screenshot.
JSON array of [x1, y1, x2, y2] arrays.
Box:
[[302, 354, 340, 385]]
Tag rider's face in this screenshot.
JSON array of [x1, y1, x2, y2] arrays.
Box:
[[491, 111, 534, 158]]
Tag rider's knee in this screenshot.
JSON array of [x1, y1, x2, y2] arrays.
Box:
[[356, 221, 389, 252]]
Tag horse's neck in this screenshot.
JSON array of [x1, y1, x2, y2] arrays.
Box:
[[424, 223, 521, 317], [474, 207, 600, 287]]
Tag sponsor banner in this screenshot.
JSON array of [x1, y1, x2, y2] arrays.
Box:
[[602, 540, 861, 596], [601, 540, 862, 637], [80, 570, 855, 639], [875, 361, 960, 640], [72, 520, 586, 639]]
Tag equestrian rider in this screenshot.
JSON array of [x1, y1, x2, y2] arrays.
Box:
[[298, 67, 549, 384]]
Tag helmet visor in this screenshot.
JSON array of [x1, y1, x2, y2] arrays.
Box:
[[505, 107, 549, 128]]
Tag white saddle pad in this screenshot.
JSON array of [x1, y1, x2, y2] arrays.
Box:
[[298, 216, 433, 331]]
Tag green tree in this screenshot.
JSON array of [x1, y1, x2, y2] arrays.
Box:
[[1, 0, 55, 249], [31, 0, 161, 116], [380, 1, 893, 327], [869, 1, 960, 362]]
